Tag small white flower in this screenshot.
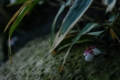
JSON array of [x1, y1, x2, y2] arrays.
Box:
[[84, 47, 93, 56], [85, 53, 94, 62], [84, 46, 101, 62], [84, 47, 94, 62], [92, 48, 101, 55]]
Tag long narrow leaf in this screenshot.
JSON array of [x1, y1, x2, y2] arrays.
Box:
[[51, 0, 72, 45], [72, 23, 99, 44], [60, 0, 93, 34], [50, 0, 93, 52], [9, 1, 32, 37], [86, 31, 104, 36], [51, 5, 66, 45], [4, 0, 33, 32], [7, 0, 33, 66]]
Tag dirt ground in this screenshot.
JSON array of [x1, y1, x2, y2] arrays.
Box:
[[0, 35, 120, 80]]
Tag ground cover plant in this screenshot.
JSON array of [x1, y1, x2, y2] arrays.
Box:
[[4, 0, 120, 71]]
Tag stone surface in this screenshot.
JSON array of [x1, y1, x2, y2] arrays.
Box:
[[0, 35, 120, 80]]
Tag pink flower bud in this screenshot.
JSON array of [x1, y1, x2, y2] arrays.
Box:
[[84, 47, 93, 56]]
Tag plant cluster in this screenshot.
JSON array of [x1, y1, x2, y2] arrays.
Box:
[[4, 0, 120, 67], [50, 0, 120, 70]]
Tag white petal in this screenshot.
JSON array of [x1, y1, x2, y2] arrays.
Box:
[[92, 48, 101, 55], [85, 53, 94, 62]]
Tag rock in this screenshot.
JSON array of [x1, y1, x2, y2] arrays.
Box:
[[0, 35, 120, 80]]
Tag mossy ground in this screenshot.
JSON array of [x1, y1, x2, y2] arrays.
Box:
[[0, 36, 120, 80]]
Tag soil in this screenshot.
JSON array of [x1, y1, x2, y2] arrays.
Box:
[[0, 35, 120, 80]]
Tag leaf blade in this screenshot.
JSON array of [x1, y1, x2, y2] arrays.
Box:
[[4, 0, 33, 32], [50, 0, 93, 52], [72, 22, 99, 45], [9, 1, 32, 37]]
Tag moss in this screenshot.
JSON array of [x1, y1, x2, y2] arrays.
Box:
[[0, 36, 120, 80]]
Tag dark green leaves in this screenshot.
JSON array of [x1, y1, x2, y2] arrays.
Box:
[[50, 0, 93, 52], [60, 0, 93, 34], [72, 23, 99, 44]]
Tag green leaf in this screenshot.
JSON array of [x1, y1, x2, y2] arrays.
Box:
[[6, 0, 33, 66], [51, 0, 72, 45], [86, 31, 104, 36], [50, 0, 93, 52], [55, 30, 104, 51], [4, 0, 33, 33], [72, 22, 99, 44], [51, 5, 66, 45], [27, 0, 40, 12], [60, 0, 93, 34], [9, 1, 32, 37], [10, 0, 40, 12]]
